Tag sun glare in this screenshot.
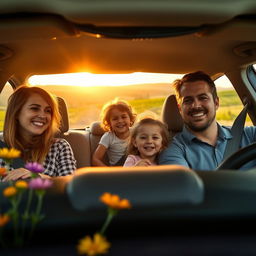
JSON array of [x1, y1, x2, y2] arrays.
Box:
[[28, 72, 183, 87], [28, 72, 232, 88]]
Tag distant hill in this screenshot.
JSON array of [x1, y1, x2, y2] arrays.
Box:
[[0, 82, 231, 108], [41, 83, 174, 107]]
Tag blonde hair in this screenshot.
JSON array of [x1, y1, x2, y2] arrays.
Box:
[[127, 118, 169, 156], [100, 98, 136, 131], [3, 86, 60, 163]]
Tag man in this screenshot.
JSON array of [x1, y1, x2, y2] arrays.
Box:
[[159, 71, 256, 170]]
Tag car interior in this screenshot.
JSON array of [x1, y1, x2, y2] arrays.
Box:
[[2, 0, 256, 255]]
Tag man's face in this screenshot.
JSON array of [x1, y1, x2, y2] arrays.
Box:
[[178, 80, 219, 132]]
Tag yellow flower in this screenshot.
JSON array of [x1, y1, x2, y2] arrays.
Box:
[[77, 233, 111, 255], [15, 180, 28, 190], [0, 214, 10, 227], [0, 167, 7, 176], [0, 148, 21, 159], [3, 186, 17, 197], [100, 192, 131, 210]]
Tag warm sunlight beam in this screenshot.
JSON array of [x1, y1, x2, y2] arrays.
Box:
[[28, 72, 183, 87]]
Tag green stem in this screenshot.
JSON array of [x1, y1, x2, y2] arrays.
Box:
[[100, 213, 114, 235], [35, 192, 44, 217], [10, 197, 20, 247], [22, 188, 33, 238], [100, 208, 118, 235], [29, 192, 44, 240]]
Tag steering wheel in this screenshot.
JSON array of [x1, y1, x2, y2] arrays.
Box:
[[216, 142, 256, 170]]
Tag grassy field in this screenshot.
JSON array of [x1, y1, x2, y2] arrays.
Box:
[[0, 89, 252, 130], [215, 90, 251, 125], [68, 89, 250, 127], [128, 90, 252, 126]]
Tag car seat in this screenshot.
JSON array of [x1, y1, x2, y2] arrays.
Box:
[[89, 121, 111, 165], [57, 97, 91, 168], [89, 121, 105, 155], [161, 94, 184, 139]]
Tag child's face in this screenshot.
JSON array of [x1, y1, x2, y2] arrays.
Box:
[[109, 108, 131, 136], [133, 124, 163, 160]]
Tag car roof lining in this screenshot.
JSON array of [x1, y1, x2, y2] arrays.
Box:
[[1, 0, 256, 26], [0, 6, 256, 82]]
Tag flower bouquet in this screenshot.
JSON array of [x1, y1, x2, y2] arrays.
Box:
[[0, 148, 52, 248]]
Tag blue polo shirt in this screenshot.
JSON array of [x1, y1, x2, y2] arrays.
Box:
[[159, 124, 256, 170]]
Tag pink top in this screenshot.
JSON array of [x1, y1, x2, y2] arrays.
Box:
[[123, 155, 156, 167]]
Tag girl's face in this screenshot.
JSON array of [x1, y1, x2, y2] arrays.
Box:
[[17, 93, 52, 140], [109, 108, 131, 137], [133, 124, 163, 160]]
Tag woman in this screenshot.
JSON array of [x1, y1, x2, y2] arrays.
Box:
[[1, 85, 76, 181]]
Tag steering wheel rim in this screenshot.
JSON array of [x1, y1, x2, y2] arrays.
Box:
[[216, 142, 256, 170]]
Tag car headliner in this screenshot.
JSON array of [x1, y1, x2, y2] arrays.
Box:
[[0, 0, 256, 85]]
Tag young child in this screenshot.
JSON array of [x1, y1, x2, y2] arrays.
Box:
[[123, 118, 169, 167], [92, 98, 136, 166]]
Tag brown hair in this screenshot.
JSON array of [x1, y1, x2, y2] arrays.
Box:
[[3, 86, 60, 163], [172, 71, 218, 103], [127, 118, 169, 156], [100, 98, 136, 131]]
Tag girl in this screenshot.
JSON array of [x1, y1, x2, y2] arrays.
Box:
[[124, 118, 169, 166], [2, 86, 76, 181], [92, 98, 136, 166]]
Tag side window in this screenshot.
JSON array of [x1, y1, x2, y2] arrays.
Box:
[[215, 75, 252, 126], [248, 64, 256, 92], [0, 82, 13, 131]]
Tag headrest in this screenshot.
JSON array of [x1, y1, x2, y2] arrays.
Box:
[[57, 97, 69, 133], [161, 94, 184, 133], [67, 166, 204, 211], [90, 121, 105, 136]]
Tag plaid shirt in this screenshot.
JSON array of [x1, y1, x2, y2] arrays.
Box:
[[0, 139, 76, 177], [43, 139, 76, 176]]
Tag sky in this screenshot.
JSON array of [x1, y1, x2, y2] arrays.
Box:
[[28, 72, 232, 88]]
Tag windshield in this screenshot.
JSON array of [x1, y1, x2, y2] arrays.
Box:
[[0, 72, 251, 131]]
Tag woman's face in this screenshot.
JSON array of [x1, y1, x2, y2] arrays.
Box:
[[17, 93, 52, 140]]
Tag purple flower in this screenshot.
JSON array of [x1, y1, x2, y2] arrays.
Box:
[[25, 162, 44, 173], [29, 177, 53, 190]]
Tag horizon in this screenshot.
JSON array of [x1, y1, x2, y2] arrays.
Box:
[[28, 72, 232, 88]]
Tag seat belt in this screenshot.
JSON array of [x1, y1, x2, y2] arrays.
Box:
[[222, 103, 249, 161]]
